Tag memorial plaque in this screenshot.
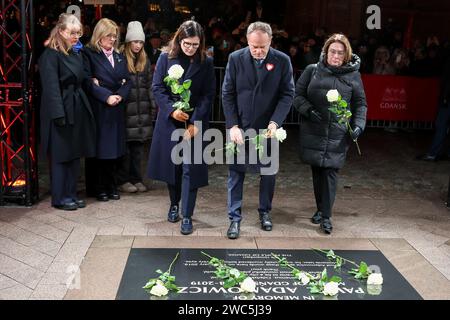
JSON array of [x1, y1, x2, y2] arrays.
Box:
[[116, 249, 422, 300]]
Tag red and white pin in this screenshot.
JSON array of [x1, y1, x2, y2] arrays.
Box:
[[266, 63, 274, 71]]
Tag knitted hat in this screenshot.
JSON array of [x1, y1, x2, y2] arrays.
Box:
[[125, 21, 145, 43]]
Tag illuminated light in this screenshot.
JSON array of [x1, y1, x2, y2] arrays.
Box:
[[148, 3, 160, 12], [26, 33, 31, 49], [0, 64, 6, 81], [11, 179, 26, 187], [0, 114, 6, 128]]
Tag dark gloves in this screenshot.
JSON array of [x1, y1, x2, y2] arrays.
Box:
[[308, 108, 323, 123], [350, 126, 362, 140], [54, 117, 66, 127]]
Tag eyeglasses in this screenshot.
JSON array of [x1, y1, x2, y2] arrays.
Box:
[[328, 49, 345, 57], [181, 40, 200, 49], [104, 33, 118, 40], [65, 30, 82, 38]]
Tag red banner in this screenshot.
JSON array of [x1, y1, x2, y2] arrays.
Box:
[[362, 74, 440, 121]]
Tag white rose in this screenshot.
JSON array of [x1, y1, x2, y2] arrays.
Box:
[[297, 272, 310, 285], [149, 281, 169, 297], [367, 273, 384, 285], [168, 64, 184, 80], [367, 284, 383, 296], [323, 281, 340, 296], [240, 277, 257, 293], [230, 268, 240, 278], [326, 89, 340, 103], [275, 127, 287, 142]]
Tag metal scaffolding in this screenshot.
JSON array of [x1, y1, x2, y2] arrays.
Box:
[[0, 0, 37, 206]]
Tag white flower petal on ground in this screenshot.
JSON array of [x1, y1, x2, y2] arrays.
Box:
[[367, 273, 383, 285], [230, 268, 240, 278], [168, 64, 184, 79], [326, 89, 340, 102], [149, 282, 169, 297], [297, 272, 310, 285], [240, 277, 257, 293], [323, 281, 340, 296], [275, 127, 287, 142], [367, 284, 383, 296]]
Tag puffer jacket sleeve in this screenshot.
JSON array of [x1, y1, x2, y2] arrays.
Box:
[[293, 64, 316, 116], [350, 72, 367, 131]]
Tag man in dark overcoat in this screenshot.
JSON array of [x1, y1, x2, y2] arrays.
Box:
[[222, 21, 295, 239]]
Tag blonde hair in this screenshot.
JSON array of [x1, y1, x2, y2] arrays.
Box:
[[123, 42, 148, 73], [322, 33, 353, 65], [88, 18, 120, 52], [46, 13, 83, 55]]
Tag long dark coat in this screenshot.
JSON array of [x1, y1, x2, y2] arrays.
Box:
[[293, 54, 367, 169], [147, 52, 216, 189], [83, 46, 132, 159], [222, 47, 295, 172], [39, 48, 96, 163], [125, 58, 154, 142]]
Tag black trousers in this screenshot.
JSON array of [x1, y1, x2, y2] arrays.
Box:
[[167, 163, 198, 218], [50, 158, 80, 206], [116, 141, 145, 185], [85, 157, 119, 195], [311, 166, 339, 218], [85, 157, 97, 197]]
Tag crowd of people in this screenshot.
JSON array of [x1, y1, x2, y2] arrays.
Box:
[[17, 1, 450, 237], [38, 10, 370, 238], [32, 1, 450, 77]]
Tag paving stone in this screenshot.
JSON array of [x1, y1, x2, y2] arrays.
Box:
[[0, 253, 44, 289], [0, 236, 53, 272], [0, 283, 33, 300]]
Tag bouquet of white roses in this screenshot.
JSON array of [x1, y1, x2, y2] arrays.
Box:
[[326, 89, 362, 156]]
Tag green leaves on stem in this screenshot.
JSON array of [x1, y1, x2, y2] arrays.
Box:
[[327, 92, 362, 156], [164, 71, 193, 113], [201, 251, 248, 289], [313, 249, 372, 280], [271, 253, 341, 296]]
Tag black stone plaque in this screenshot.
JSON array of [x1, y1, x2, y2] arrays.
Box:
[[116, 249, 422, 300]]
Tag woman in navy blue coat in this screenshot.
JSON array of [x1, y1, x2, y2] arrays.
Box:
[[147, 20, 215, 235], [83, 18, 132, 201]]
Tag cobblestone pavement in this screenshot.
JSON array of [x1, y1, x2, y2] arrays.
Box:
[[1, 128, 449, 299]]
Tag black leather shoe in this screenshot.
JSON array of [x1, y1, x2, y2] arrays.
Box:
[[227, 221, 240, 239], [96, 193, 109, 202], [75, 199, 86, 208], [53, 202, 78, 211], [259, 212, 273, 231], [320, 218, 333, 234], [167, 205, 180, 223], [108, 191, 120, 200], [311, 211, 322, 224], [416, 154, 437, 161], [180, 217, 193, 235]]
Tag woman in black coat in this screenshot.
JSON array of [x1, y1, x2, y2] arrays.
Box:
[[147, 20, 216, 235], [293, 34, 367, 234], [83, 18, 132, 201], [39, 13, 96, 210], [116, 21, 154, 193]]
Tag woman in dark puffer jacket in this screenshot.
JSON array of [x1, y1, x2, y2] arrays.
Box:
[[293, 33, 367, 234], [117, 21, 154, 193]]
